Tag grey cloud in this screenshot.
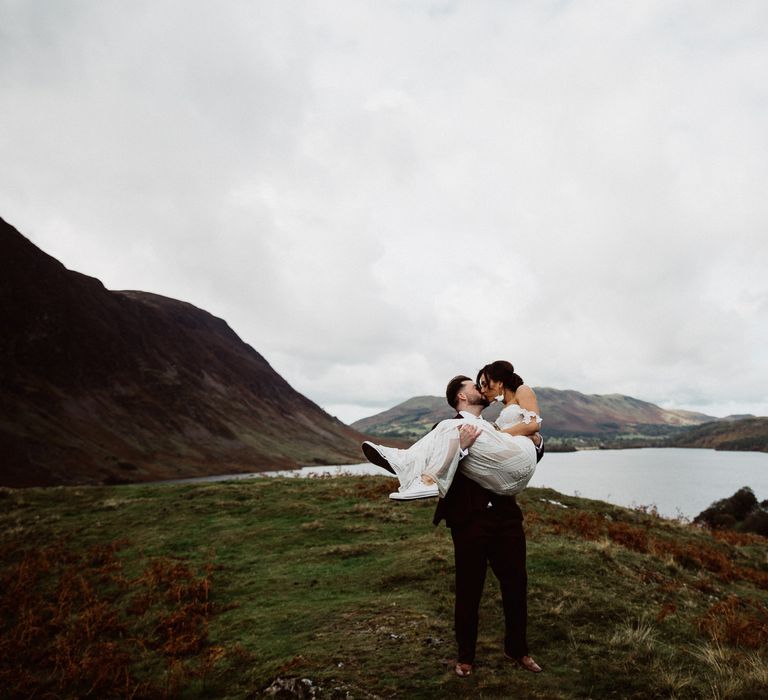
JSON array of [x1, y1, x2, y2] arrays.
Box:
[[1, 1, 767, 423]]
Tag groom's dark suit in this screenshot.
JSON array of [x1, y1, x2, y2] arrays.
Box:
[[433, 415, 542, 665]]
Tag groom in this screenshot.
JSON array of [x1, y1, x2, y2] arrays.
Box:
[[434, 375, 542, 678]]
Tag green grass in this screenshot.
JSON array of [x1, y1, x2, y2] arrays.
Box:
[[1, 478, 767, 698]]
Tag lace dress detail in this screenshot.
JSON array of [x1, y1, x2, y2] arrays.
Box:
[[496, 404, 542, 428], [462, 404, 539, 495], [379, 404, 540, 498]]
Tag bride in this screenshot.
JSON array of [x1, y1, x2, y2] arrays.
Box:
[[362, 361, 542, 500]]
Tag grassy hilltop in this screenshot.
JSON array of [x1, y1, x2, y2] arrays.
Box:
[[1, 477, 767, 699]]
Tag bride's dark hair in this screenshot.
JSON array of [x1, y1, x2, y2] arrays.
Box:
[[476, 360, 524, 392]]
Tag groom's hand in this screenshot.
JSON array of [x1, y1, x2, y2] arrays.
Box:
[[459, 424, 482, 450]]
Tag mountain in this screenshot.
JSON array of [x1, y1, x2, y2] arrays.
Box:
[[532, 388, 714, 436], [351, 389, 716, 442], [668, 417, 768, 452], [0, 216, 374, 487]]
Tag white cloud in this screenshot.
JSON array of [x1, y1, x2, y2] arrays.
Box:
[[1, 0, 767, 423]]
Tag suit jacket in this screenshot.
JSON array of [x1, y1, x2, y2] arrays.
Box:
[[432, 413, 527, 528]]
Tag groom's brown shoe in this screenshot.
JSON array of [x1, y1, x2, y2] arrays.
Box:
[[362, 442, 396, 475], [454, 662, 473, 677], [505, 653, 542, 673]]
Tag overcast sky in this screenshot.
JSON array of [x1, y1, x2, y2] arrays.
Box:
[[2, 1, 767, 423]]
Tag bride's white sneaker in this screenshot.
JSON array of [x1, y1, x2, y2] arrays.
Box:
[[389, 480, 439, 500]]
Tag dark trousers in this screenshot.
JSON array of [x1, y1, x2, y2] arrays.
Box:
[[450, 508, 528, 664]]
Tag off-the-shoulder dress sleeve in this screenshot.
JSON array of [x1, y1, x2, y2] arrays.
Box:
[[496, 404, 543, 430]]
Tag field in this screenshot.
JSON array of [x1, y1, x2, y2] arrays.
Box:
[[1, 476, 767, 698]]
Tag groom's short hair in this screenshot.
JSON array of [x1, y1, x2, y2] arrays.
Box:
[[446, 375, 472, 410]]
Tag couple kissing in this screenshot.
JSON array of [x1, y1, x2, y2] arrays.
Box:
[[362, 360, 544, 677]]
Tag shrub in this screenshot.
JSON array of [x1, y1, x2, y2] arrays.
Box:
[[697, 596, 768, 648], [741, 508, 768, 537], [694, 487, 759, 529]]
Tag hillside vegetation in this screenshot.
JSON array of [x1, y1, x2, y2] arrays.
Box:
[[695, 487, 768, 536], [669, 418, 768, 453], [1, 477, 767, 698]]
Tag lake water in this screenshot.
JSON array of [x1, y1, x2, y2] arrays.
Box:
[[527, 448, 768, 519], [164, 448, 768, 521]]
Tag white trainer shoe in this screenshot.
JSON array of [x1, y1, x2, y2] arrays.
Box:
[[389, 481, 439, 500]]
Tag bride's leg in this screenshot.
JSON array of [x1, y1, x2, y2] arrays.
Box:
[[421, 421, 479, 484], [365, 420, 472, 500], [420, 427, 464, 496], [362, 420, 464, 488], [390, 426, 464, 500]]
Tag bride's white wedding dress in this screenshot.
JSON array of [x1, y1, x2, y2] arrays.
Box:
[[375, 403, 540, 498]]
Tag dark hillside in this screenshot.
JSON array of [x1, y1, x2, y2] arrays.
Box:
[[0, 216, 372, 486]]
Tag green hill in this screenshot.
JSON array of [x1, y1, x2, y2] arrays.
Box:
[[1, 478, 766, 698], [669, 417, 768, 453]]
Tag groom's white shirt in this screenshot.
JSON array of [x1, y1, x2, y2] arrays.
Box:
[[458, 410, 485, 421]]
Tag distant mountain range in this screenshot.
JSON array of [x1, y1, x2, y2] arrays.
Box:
[[351, 391, 723, 443], [352, 393, 768, 452], [0, 217, 379, 487]]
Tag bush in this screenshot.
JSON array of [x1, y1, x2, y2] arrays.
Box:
[[694, 487, 758, 529], [741, 508, 768, 537]]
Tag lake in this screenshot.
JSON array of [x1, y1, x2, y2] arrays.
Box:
[[528, 447, 768, 519], [164, 448, 768, 521]]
